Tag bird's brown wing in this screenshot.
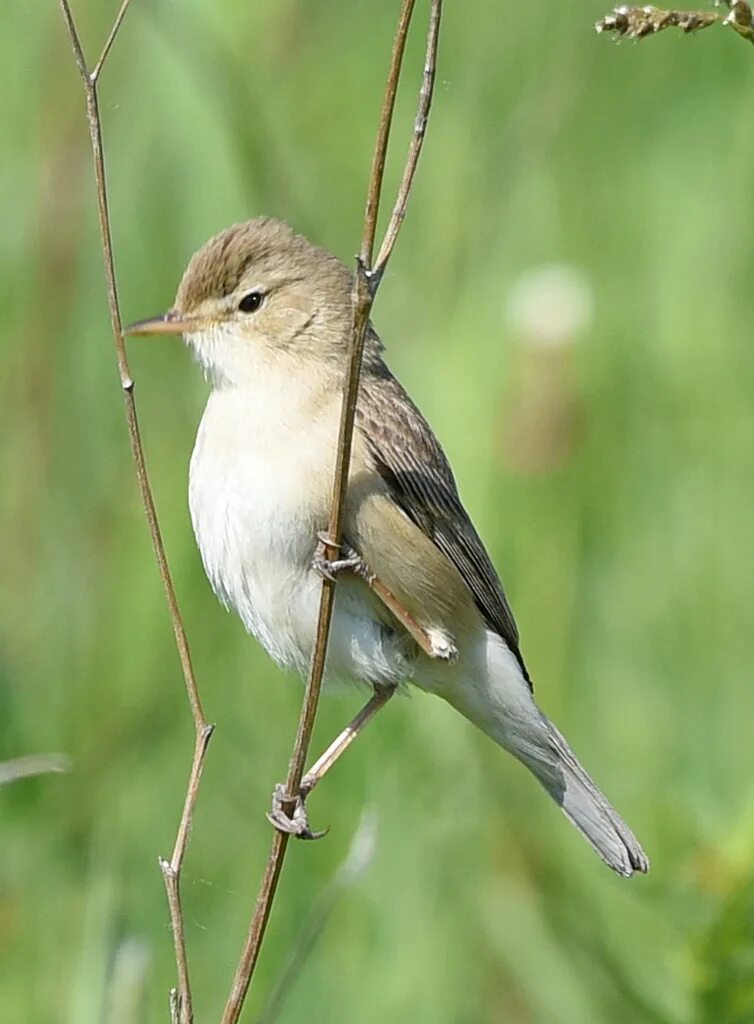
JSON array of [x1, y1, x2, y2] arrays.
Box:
[[357, 354, 531, 685]]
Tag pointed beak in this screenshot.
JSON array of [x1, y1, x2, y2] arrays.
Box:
[[123, 310, 196, 336]]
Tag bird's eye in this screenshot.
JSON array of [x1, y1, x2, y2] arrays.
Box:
[[238, 291, 264, 313]]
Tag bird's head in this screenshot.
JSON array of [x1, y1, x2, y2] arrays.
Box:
[[126, 217, 354, 387]]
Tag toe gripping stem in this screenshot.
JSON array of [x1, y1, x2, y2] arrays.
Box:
[[266, 783, 328, 841]]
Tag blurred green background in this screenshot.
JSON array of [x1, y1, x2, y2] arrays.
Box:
[[3, 1, 754, 1021]]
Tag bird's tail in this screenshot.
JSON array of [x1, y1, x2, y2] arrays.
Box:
[[441, 633, 649, 877], [521, 716, 649, 877]]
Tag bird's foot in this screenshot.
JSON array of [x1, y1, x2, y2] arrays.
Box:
[[312, 532, 375, 585], [266, 783, 328, 841]]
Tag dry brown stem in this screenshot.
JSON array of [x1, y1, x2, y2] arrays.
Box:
[[596, 2, 754, 44], [219, 2, 443, 1022], [55, 3, 212, 1022]]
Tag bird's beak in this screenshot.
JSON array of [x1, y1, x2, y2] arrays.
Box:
[[124, 310, 197, 336]]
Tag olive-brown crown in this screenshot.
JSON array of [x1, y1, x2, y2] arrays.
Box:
[[175, 217, 351, 314]]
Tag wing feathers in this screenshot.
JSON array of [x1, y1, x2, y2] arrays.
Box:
[[355, 347, 531, 684]]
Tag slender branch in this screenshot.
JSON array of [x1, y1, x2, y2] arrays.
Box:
[[219, 3, 443, 1022], [374, 0, 442, 278], [361, 0, 417, 268], [55, 4, 213, 1022], [92, 0, 135, 83]]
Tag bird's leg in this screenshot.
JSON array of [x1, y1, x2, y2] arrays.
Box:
[[266, 685, 396, 841], [312, 532, 458, 661], [300, 684, 396, 796]]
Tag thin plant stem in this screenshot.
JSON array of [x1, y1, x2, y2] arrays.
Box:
[[219, 3, 443, 1022], [55, 4, 213, 1022], [361, 0, 417, 268], [92, 0, 135, 83], [374, 0, 442, 278]]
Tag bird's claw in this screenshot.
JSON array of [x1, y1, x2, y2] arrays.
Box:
[[266, 782, 328, 841], [312, 531, 373, 584]]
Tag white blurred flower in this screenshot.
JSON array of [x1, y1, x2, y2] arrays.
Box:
[[506, 263, 594, 348]]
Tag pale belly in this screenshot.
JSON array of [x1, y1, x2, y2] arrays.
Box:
[[188, 388, 412, 689]]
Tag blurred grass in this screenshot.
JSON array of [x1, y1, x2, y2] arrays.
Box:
[[2, 1, 754, 1021]]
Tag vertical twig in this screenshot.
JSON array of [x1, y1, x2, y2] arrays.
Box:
[[55, 4, 213, 1022], [219, 3, 443, 1022], [361, 0, 417, 267], [374, 0, 442, 277]]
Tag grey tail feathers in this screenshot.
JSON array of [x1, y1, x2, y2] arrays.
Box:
[[523, 717, 649, 878]]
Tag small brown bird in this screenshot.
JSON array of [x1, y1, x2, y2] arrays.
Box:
[[127, 218, 648, 877]]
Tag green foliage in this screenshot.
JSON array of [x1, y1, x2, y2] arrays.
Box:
[[699, 865, 754, 1023], [2, 1, 754, 1021]]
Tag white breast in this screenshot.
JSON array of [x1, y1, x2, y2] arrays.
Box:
[[188, 383, 410, 688]]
